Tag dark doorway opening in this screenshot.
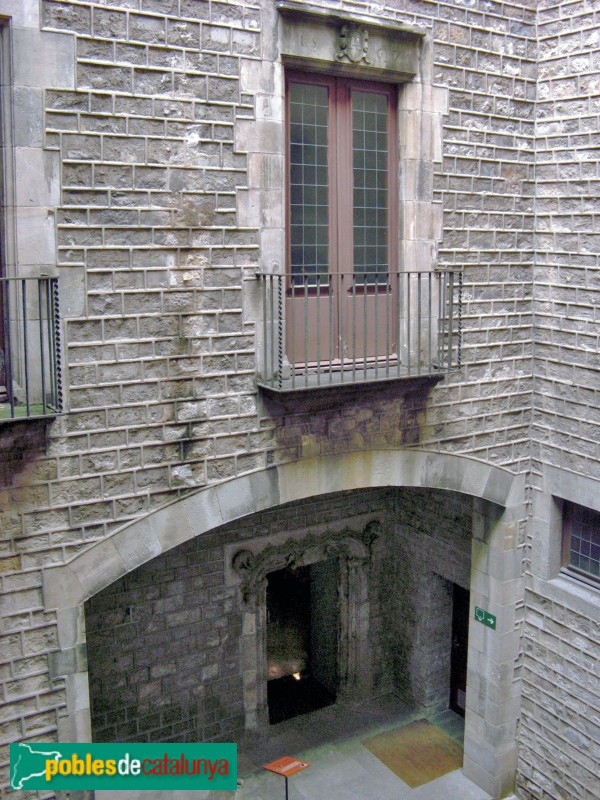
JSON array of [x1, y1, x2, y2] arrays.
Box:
[[449, 583, 470, 716], [266, 560, 339, 724]]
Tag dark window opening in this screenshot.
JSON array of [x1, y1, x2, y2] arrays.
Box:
[[562, 500, 600, 586], [266, 561, 339, 724]]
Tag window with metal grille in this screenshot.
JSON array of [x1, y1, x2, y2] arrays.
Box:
[[0, 22, 62, 420], [562, 501, 600, 586]]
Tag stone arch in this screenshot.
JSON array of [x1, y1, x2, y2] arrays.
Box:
[[42, 450, 524, 800], [43, 450, 519, 611]]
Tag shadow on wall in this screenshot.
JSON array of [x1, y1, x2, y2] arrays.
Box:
[[0, 419, 50, 489], [262, 378, 439, 461]]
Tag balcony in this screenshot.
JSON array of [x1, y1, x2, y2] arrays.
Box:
[[0, 276, 62, 421], [256, 269, 461, 394]]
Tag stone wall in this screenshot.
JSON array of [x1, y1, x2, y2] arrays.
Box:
[[386, 488, 473, 710], [517, 588, 600, 800], [515, 2, 600, 798], [86, 527, 244, 744], [420, 0, 536, 469], [0, 2, 540, 788], [532, 0, 600, 482], [0, 0, 535, 568]]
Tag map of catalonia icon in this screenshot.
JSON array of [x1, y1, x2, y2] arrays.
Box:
[[11, 743, 63, 790]]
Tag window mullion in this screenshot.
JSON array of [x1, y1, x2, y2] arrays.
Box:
[[334, 79, 353, 278]]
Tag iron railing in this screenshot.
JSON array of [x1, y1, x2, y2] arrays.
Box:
[[257, 270, 462, 391], [0, 276, 62, 420]]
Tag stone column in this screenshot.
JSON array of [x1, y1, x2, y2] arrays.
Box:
[[50, 605, 91, 743], [463, 496, 525, 799], [345, 556, 372, 698], [240, 579, 269, 731]]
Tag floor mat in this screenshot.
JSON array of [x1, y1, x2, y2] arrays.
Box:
[[362, 718, 463, 788]]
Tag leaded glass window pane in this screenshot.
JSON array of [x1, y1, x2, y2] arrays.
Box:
[[566, 502, 600, 580], [289, 83, 329, 284], [352, 90, 388, 283]]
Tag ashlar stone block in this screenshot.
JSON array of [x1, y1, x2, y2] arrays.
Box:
[[183, 485, 223, 536], [15, 149, 61, 207], [15, 207, 56, 266], [216, 474, 256, 522], [0, 0, 39, 27], [43, 567, 85, 612], [112, 523, 162, 574], [66, 539, 127, 602], [13, 87, 44, 148], [13, 28, 75, 89]]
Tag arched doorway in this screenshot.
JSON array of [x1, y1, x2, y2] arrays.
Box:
[[42, 451, 525, 799]]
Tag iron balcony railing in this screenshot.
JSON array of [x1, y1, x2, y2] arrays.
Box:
[[0, 276, 62, 420], [257, 269, 462, 392]]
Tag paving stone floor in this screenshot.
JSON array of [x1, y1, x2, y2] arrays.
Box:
[[97, 694, 515, 800]]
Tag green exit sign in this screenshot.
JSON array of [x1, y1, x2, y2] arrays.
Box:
[[474, 606, 496, 630]]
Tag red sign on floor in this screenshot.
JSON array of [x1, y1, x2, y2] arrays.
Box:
[[263, 756, 310, 777]]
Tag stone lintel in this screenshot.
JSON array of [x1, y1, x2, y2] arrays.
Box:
[[277, 1, 426, 41], [278, 1, 423, 83], [543, 463, 600, 513]]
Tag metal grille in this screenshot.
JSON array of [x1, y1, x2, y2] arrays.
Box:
[[257, 269, 462, 391], [0, 276, 62, 420]]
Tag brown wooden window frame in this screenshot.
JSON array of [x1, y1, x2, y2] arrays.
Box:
[[285, 71, 399, 291], [561, 500, 600, 587]]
